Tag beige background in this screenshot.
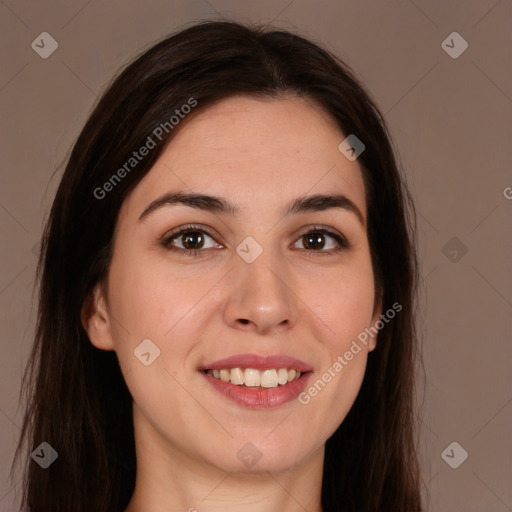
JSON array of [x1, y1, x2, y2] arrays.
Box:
[[1, 1, 511, 511]]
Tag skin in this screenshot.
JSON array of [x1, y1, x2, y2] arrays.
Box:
[[83, 95, 381, 512]]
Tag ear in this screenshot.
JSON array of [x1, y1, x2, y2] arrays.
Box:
[[368, 293, 383, 352], [81, 283, 115, 351]]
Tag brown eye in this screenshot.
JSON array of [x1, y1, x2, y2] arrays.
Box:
[[293, 228, 350, 255], [162, 226, 221, 256], [179, 231, 206, 250], [302, 232, 327, 250]]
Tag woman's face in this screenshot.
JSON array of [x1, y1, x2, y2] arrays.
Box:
[[85, 95, 381, 474]]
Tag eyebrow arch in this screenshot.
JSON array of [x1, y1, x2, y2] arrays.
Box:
[[138, 191, 366, 226]]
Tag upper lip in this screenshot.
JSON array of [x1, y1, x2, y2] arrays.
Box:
[[199, 353, 313, 372]]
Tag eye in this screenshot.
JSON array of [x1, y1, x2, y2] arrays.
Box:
[[161, 225, 222, 257], [292, 227, 350, 255], [161, 224, 350, 258]]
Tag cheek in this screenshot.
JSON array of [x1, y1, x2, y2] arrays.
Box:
[[105, 257, 207, 424], [106, 251, 222, 389], [295, 254, 376, 429], [108, 252, 208, 338], [305, 258, 376, 352]]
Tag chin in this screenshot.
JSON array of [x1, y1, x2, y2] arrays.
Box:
[[207, 442, 313, 475]]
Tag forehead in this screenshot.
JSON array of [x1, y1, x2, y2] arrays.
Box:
[[121, 95, 367, 221]]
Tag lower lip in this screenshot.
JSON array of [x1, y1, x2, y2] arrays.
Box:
[[201, 371, 312, 408]]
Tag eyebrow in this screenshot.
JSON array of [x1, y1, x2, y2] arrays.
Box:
[[138, 191, 366, 226]]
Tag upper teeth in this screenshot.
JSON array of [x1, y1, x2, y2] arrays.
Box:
[[206, 368, 301, 388]]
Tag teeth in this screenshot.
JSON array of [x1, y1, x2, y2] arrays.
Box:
[[230, 367, 244, 385], [244, 368, 260, 387], [261, 369, 278, 388], [277, 368, 288, 385], [206, 367, 303, 387]]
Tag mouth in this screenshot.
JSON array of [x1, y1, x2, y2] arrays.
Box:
[[199, 354, 313, 408], [202, 367, 305, 388]]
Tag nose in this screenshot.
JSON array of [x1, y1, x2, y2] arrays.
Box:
[[223, 246, 298, 335]]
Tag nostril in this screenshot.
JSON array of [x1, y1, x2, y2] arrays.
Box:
[[239, 319, 249, 325]]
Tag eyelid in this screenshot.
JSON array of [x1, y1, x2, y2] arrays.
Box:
[[296, 224, 349, 242], [161, 223, 223, 245]]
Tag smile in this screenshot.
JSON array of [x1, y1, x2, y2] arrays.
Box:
[[199, 353, 313, 408], [204, 367, 302, 388]]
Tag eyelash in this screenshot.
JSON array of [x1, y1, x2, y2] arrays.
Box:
[[160, 224, 351, 258]]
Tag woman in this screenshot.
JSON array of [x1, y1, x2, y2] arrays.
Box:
[[12, 20, 423, 511]]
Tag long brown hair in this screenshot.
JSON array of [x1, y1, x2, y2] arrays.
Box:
[[11, 20, 423, 511]]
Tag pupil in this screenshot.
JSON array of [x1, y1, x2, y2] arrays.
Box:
[[305, 233, 324, 250], [183, 232, 203, 250]]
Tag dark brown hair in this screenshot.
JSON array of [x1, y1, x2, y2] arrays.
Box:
[[11, 20, 423, 511]]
